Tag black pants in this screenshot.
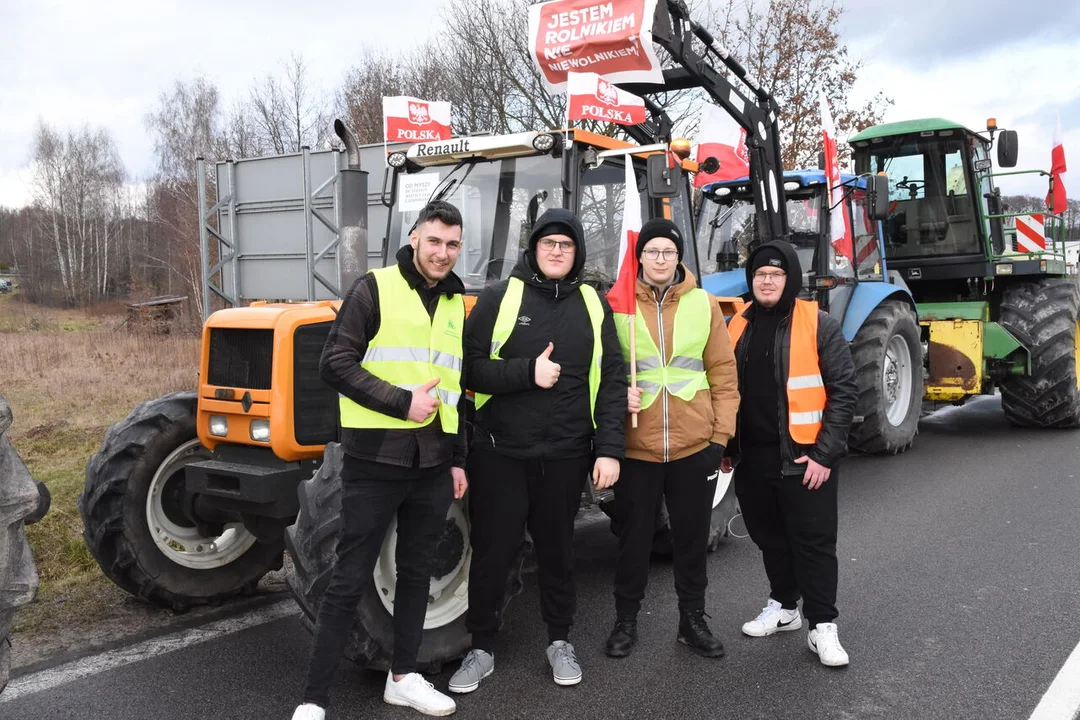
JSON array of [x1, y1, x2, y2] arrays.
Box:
[[612, 448, 718, 617], [302, 457, 453, 709], [466, 445, 590, 650], [733, 445, 839, 628]]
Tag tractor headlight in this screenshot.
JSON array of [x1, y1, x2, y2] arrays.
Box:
[[250, 420, 270, 442], [209, 415, 229, 437], [532, 133, 557, 152], [387, 151, 407, 168]]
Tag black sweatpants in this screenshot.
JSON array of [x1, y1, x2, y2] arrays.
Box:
[[466, 445, 590, 650], [733, 445, 839, 628], [302, 456, 453, 709], [612, 448, 719, 618]]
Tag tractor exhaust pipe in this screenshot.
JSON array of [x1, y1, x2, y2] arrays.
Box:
[[335, 119, 361, 170], [334, 119, 368, 292]]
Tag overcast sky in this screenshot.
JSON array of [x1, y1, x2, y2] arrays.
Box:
[[1, 0, 1076, 207]]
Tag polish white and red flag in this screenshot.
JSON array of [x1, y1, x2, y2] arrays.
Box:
[[606, 160, 641, 316], [1046, 115, 1068, 214], [382, 96, 452, 143], [566, 71, 646, 127], [820, 93, 853, 261], [693, 103, 750, 188]]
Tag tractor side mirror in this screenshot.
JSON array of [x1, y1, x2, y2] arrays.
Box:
[[646, 153, 682, 198], [997, 130, 1018, 168], [867, 173, 890, 221]]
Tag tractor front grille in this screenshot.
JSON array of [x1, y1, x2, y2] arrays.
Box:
[[292, 322, 338, 446], [207, 328, 274, 389]]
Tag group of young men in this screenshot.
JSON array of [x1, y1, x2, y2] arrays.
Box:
[[292, 199, 858, 719]]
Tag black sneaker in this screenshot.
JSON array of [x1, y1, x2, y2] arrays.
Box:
[[605, 616, 638, 658], [677, 609, 725, 658]]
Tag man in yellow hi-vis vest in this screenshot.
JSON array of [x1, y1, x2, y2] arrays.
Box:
[[293, 202, 468, 720], [723, 241, 857, 669]]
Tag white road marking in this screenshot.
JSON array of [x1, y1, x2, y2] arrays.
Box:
[[1029, 635, 1080, 720], [2, 600, 296, 703]]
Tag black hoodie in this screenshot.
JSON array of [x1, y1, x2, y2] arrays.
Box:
[[463, 208, 627, 460], [730, 241, 857, 472]]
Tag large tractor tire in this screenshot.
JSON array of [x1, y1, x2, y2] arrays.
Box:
[[849, 300, 922, 454], [999, 278, 1080, 427], [286, 443, 522, 673], [79, 392, 283, 611]]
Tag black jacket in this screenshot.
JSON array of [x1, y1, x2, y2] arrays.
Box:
[[464, 209, 627, 461], [729, 241, 857, 473]]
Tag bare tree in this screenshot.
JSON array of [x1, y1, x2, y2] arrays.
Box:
[[249, 53, 332, 154]]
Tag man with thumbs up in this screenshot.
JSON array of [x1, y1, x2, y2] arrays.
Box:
[[293, 201, 468, 720], [449, 208, 626, 693]]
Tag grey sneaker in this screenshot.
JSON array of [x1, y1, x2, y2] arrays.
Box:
[[448, 649, 494, 694], [546, 641, 582, 686]]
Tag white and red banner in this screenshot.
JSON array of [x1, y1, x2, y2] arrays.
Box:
[[1046, 115, 1067, 214], [606, 160, 641, 316], [382, 96, 452, 143], [528, 0, 664, 92], [693, 103, 750, 188], [1015, 213, 1047, 253], [820, 94, 853, 261], [566, 71, 646, 126]]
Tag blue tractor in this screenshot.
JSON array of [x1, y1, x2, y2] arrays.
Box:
[[696, 170, 923, 454]]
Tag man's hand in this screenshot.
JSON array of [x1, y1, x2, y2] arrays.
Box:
[[451, 466, 468, 500], [408, 378, 441, 422], [534, 342, 561, 389], [794, 455, 831, 490], [627, 386, 642, 414], [592, 456, 620, 490], [720, 457, 733, 474]]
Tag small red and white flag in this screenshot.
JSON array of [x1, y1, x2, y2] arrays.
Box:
[[382, 96, 452, 143], [566, 71, 646, 127], [694, 103, 750, 188], [1046, 115, 1067, 214], [606, 160, 641, 316], [820, 94, 853, 261]]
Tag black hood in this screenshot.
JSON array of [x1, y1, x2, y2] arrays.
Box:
[[512, 208, 587, 296], [745, 241, 802, 314]]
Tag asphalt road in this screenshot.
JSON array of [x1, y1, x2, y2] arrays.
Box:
[[5, 397, 1079, 719]]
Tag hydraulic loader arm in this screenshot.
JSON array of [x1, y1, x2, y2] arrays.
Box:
[[622, 0, 790, 244]]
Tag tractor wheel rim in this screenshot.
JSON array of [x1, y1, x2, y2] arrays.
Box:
[[146, 439, 258, 570], [373, 501, 471, 630], [884, 333, 914, 427]]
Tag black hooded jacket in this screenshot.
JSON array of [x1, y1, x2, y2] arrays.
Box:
[[729, 241, 857, 472], [463, 208, 627, 460]]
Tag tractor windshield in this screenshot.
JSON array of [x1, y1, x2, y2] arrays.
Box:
[[697, 191, 823, 275], [856, 135, 982, 259]]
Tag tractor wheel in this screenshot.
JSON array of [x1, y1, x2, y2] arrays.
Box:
[[849, 300, 923, 454], [285, 443, 520, 673], [79, 392, 283, 611], [999, 278, 1080, 427]]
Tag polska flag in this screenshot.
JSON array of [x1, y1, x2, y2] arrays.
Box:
[[606, 160, 641, 316], [1046, 115, 1068, 214], [566, 71, 646, 127], [694, 103, 750, 188], [383, 96, 452, 143], [819, 93, 853, 261]]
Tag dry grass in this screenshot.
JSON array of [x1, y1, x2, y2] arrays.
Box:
[[0, 293, 200, 644]]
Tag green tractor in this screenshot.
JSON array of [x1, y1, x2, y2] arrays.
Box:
[[849, 118, 1080, 426]]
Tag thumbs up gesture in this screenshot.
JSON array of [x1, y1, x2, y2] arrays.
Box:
[[408, 378, 442, 422], [534, 342, 561, 389]]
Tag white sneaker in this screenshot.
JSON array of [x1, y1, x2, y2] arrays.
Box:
[[383, 671, 457, 716], [742, 598, 802, 637], [807, 622, 849, 667], [291, 704, 325, 720]]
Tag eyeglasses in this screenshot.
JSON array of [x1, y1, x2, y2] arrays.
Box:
[[538, 238, 575, 252], [753, 270, 786, 282], [642, 249, 679, 261]]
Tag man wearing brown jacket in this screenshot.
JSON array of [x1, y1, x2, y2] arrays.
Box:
[[606, 218, 740, 659]]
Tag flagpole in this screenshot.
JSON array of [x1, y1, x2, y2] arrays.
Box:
[[630, 318, 638, 429]]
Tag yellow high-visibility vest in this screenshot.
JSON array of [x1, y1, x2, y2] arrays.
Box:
[[339, 266, 464, 433]]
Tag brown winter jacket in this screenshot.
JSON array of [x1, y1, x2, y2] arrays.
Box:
[[623, 267, 740, 463]]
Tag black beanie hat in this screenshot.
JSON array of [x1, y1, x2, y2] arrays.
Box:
[[635, 218, 684, 262], [536, 222, 578, 246], [750, 245, 787, 273]]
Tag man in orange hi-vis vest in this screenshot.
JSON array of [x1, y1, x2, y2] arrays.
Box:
[[722, 241, 857, 668]]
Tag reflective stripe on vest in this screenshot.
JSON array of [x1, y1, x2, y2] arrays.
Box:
[[338, 266, 464, 433], [727, 299, 826, 444], [474, 277, 605, 429], [614, 287, 712, 411]]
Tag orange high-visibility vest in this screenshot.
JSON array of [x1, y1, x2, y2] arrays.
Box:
[[728, 299, 826, 444]]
